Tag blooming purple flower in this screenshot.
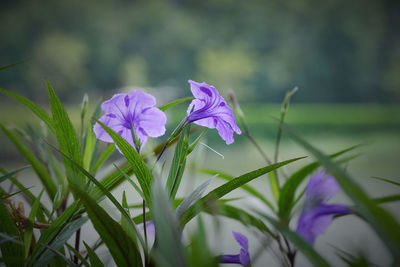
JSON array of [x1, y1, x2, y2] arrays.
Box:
[[93, 90, 167, 152], [220, 231, 251, 266], [185, 80, 241, 145], [296, 171, 350, 244]]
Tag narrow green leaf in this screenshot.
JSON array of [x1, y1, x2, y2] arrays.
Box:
[[24, 190, 44, 257], [0, 201, 24, 267], [82, 126, 96, 171], [83, 241, 104, 267], [65, 243, 90, 267], [90, 144, 116, 173], [152, 179, 187, 267], [209, 203, 274, 236], [373, 194, 400, 204], [94, 119, 153, 206], [40, 243, 78, 267], [47, 142, 144, 248], [257, 212, 331, 267], [179, 157, 305, 227], [166, 129, 187, 199], [47, 80, 83, 187], [0, 88, 55, 133], [0, 165, 31, 184], [0, 124, 57, 199], [91, 162, 130, 201], [284, 124, 400, 263], [158, 96, 194, 111], [176, 177, 213, 217], [114, 164, 144, 200], [30, 202, 80, 265], [0, 60, 27, 71], [199, 169, 275, 211], [371, 176, 400, 187], [72, 186, 142, 267]]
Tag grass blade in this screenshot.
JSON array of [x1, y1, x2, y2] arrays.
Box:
[[158, 96, 194, 111], [179, 157, 305, 227], [47, 80, 84, 188], [0, 88, 55, 133], [72, 186, 142, 267], [371, 176, 400, 187], [24, 189, 44, 257], [0, 201, 24, 266], [0, 165, 31, 184], [90, 144, 116, 173], [0, 124, 57, 199], [83, 241, 104, 267], [199, 169, 275, 211]]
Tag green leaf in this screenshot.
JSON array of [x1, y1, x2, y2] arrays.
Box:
[[373, 194, 400, 204], [114, 164, 144, 200], [83, 241, 104, 267], [0, 165, 31, 184], [72, 186, 142, 267], [94, 119, 153, 206], [90, 144, 116, 173], [371, 176, 400, 187], [82, 126, 96, 171], [166, 128, 188, 199], [30, 202, 81, 265], [151, 179, 187, 267], [158, 96, 194, 111], [209, 203, 274, 236], [36, 217, 88, 265], [278, 144, 362, 221], [64, 243, 90, 267], [199, 169, 275, 211], [0, 201, 24, 267], [284, 124, 400, 263], [176, 177, 213, 217], [90, 162, 129, 201], [47, 143, 144, 248], [47, 80, 83, 188], [24, 189, 44, 257], [0, 60, 27, 71], [0, 88, 55, 133], [179, 157, 305, 227], [0, 124, 57, 199], [257, 212, 331, 267]]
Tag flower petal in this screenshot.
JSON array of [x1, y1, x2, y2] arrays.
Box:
[[93, 115, 124, 143], [233, 231, 248, 251], [306, 171, 340, 201], [188, 80, 219, 100], [138, 107, 167, 137], [216, 119, 235, 145]]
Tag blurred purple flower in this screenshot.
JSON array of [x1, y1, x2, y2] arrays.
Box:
[[296, 171, 350, 244], [93, 90, 166, 152], [220, 231, 251, 266], [185, 80, 241, 145]]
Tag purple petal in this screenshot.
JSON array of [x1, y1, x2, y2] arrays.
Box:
[[233, 231, 248, 251], [306, 171, 340, 201], [93, 115, 124, 143], [220, 254, 241, 264], [188, 80, 219, 100], [138, 108, 167, 137], [145, 221, 155, 236], [216, 119, 235, 145], [296, 203, 349, 244]]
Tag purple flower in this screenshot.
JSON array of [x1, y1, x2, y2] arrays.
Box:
[[93, 90, 167, 152], [220, 231, 251, 266], [296, 171, 350, 244], [185, 80, 241, 145]]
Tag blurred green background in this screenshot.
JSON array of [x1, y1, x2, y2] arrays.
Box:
[[1, 0, 400, 103]]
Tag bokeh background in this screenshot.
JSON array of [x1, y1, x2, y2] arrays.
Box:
[[1, 0, 399, 266]]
